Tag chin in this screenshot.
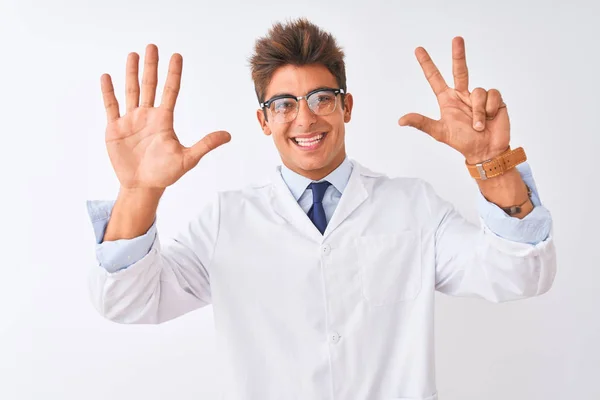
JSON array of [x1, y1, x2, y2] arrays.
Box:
[[294, 157, 328, 172], [279, 135, 344, 175]]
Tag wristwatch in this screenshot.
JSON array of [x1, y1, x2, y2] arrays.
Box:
[[465, 146, 527, 180]]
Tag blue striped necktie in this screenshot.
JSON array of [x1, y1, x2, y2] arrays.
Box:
[[307, 181, 331, 234]]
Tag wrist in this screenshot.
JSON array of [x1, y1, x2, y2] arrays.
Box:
[[476, 168, 523, 202], [476, 168, 534, 219], [119, 186, 165, 202], [103, 187, 164, 242], [117, 186, 165, 214]]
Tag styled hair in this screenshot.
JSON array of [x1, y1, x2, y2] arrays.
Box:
[[249, 17, 347, 106]]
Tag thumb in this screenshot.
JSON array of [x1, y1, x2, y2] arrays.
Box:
[[183, 130, 232, 172], [398, 113, 444, 141]]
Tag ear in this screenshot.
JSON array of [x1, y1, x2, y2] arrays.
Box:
[[343, 93, 354, 123], [256, 108, 272, 136]]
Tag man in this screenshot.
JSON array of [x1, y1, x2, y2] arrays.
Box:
[[87, 18, 555, 400]]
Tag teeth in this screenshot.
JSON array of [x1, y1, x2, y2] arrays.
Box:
[[294, 134, 324, 146]]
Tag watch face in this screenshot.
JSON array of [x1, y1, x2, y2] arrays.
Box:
[[502, 206, 520, 215]]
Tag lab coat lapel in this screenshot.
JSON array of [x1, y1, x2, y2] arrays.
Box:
[[322, 159, 370, 239], [269, 167, 325, 242]]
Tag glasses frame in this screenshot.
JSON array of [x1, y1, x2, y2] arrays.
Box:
[[260, 87, 345, 123]]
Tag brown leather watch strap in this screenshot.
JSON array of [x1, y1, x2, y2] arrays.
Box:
[[466, 146, 527, 180]]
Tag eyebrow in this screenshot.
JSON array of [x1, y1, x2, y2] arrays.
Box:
[[267, 86, 337, 100]]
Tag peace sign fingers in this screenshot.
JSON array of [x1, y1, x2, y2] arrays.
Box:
[[451, 36, 470, 92], [415, 46, 449, 97]]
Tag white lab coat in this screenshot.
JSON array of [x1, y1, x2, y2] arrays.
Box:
[[88, 159, 556, 400]]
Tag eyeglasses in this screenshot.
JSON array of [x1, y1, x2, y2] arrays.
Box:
[[260, 88, 345, 124]]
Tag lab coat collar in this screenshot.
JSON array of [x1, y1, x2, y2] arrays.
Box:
[[269, 159, 383, 242]]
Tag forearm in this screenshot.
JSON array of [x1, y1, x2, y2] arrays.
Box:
[[475, 168, 533, 219], [103, 187, 165, 242]]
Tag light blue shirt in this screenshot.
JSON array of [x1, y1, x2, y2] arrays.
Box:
[[87, 157, 552, 273], [280, 156, 354, 224]]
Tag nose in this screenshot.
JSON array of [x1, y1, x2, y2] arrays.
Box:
[[294, 97, 317, 127]]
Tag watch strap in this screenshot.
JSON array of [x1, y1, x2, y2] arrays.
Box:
[[466, 146, 527, 180]]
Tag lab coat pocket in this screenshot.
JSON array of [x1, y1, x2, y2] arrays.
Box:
[[358, 231, 422, 306]]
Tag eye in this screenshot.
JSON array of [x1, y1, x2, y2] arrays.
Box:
[[316, 93, 334, 103], [309, 91, 336, 112], [272, 98, 296, 113]]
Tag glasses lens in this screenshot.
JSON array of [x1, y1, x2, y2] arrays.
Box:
[[307, 91, 337, 115], [269, 98, 298, 123]]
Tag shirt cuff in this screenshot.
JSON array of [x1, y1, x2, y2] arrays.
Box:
[[86, 200, 157, 273], [476, 162, 553, 245]]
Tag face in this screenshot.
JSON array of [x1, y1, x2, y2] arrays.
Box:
[[256, 64, 353, 181]]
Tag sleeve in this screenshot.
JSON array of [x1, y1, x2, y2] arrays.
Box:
[[423, 179, 557, 303], [475, 162, 552, 245], [87, 194, 221, 324], [86, 200, 157, 273]]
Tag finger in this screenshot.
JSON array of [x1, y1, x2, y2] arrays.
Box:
[[415, 47, 449, 96], [470, 88, 487, 131], [183, 130, 232, 172], [485, 89, 503, 120], [398, 113, 444, 141], [125, 52, 140, 112], [100, 74, 120, 122], [140, 44, 159, 107], [452, 36, 469, 92], [161, 53, 183, 112]]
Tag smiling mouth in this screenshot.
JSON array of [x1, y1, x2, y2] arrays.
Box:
[[291, 132, 327, 148]]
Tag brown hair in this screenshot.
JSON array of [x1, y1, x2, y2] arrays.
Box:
[[249, 17, 347, 106]]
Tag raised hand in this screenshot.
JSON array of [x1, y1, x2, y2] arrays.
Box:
[[100, 44, 231, 190], [399, 37, 510, 164]]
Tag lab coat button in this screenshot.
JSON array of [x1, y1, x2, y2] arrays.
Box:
[[321, 244, 331, 255], [329, 331, 341, 344]]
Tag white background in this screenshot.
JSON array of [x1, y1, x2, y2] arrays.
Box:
[[0, 0, 598, 399]]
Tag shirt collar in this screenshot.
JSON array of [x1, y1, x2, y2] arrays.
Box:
[[280, 156, 353, 201]]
